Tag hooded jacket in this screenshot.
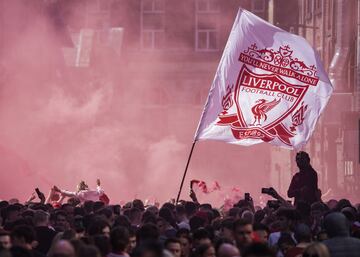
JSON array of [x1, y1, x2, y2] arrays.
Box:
[[323, 212, 360, 257]]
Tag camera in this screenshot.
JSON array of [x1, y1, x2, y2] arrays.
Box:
[[261, 187, 272, 195], [267, 200, 281, 209]]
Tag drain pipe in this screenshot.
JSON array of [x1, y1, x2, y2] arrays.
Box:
[[328, 0, 354, 90], [356, 1, 360, 111]]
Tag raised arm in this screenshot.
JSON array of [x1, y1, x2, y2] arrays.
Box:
[[53, 185, 77, 198]]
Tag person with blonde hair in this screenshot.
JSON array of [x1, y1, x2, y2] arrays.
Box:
[[302, 243, 330, 257], [54, 179, 109, 205]]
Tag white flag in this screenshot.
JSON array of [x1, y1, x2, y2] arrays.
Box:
[[195, 9, 333, 149]]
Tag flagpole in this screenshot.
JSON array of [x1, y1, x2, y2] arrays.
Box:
[[176, 140, 197, 204]]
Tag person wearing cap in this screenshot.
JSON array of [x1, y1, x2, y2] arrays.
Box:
[[287, 151, 320, 206]]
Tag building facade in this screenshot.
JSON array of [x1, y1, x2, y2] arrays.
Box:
[[295, 0, 359, 199]]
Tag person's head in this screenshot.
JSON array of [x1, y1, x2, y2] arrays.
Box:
[[193, 244, 215, 257], [77, 181, 89, 191], [49, 239, 76, 257], [5, 205, 21, 223], [233, 219, 253, 248], [83, 201, 94, 214], [127, 228, 137, 254], [242, 243, 275, 257], [33, 210, 50, 227], [133, 199, 145, 212], [302, 243, 330, 257], [316, 230, 328, 242], [87, 218, 110, 238], [192, 228, 211, 248], [164, 238, 182, 257], [159, 207, 175, 227], [277, 232, 296, 255], [310, 202, 328, 220], [294, 223, 312, 243], [113, 215, 131, 229], [189, 216, 206, 231], [93, 235, 111, 257], [10, 225, 36, 250], [252, 223, 269, 243], [296, 151, 311, 170], [78, 245, 101, 257], [276, 208, 296, 232], [146, 206, 159, 217], [156, 217, 167, 235], [184, 202, 198, 218], [0, 231, 11, 249], [217, 243, 240, 257], [324, 212, 350, 238], [110, 226, 129, 254], [136, 223, 159, 244], [129, 208, 142, 225], [132, 240, 163, 257], [219, 218, 235, 241], [178, 235, 191, 257], [54, 210, 69, 232]]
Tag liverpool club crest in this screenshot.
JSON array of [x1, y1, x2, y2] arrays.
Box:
[[216, 44, 317, 146]]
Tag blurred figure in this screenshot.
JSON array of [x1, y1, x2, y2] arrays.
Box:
[[242, 243, 275, 257], [11, 225, 44, 257], [54, 179, 109, 205], [108, 226, 130, 257], [48, 240, 76, 257], [219, 218, 235, 242], [217, 243, 240, 257], [285, 224, 312, 257], [164, 238, 181, 257], [33, 210, 57, 254], [233, 219, 253, 254], [78, 245, 101, 257], [302, 243, 330, 257], [0, 230, 11, 249], [178, 235, 191, 257], [193, 244, 216, 257], [253, 223, 269, 243], [323, 212, 360, 257], [287, 152, 320, 206]]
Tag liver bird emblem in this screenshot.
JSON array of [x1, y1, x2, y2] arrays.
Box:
[[251, 98, 281, 126]]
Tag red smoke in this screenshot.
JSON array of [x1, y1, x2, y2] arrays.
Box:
[[0, 1, 353, 206]]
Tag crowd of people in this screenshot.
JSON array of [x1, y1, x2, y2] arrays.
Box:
[[0, 152, 360, 257]]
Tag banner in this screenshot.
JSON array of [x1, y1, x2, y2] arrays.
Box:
[[195, 9, 333, 149]]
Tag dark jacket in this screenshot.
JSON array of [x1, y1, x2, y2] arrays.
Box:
[[34, 226, 57, 255], [287, 165, 318, 206], [323, 212, 360, 257]]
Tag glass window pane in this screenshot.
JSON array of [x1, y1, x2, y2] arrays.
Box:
[[197, 32, 207, 49], [197, 0, 208, 11], [143, 14, 164, 29], [154, 31, 165, 48], [154, 0, 164, 11], [197, 14, 217, 30], [209, 31, 218, 49], [208, 0, 219, 11], [253, 0, 265, 11], [143, 0, 153, 11], [142, 31, 153, 48]]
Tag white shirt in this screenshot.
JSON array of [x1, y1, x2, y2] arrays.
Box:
[[61, 186, 104, 203]]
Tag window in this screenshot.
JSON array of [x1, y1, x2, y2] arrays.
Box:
[[305, 0, 313, 20], [195, 0, 219, 51], [251, 0, 266, 18], [344, 161, 354, 176], [315, 0, 322, 15], [87, 0, 110, 12], [140, 0, 165, 50]]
